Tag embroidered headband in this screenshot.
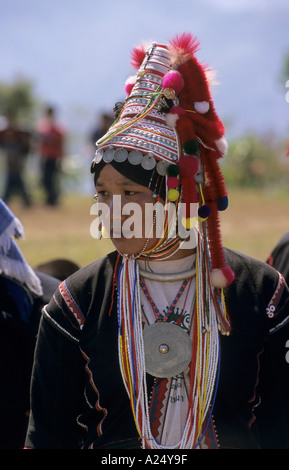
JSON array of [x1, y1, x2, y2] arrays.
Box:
[[91, 32, 234, 288]]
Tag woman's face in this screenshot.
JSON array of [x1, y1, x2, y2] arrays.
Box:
[[95, 164, 163, 255]]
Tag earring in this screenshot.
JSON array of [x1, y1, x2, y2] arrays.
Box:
[[152, 193, 161, 202]]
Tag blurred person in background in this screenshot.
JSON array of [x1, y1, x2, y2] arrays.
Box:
[[0, 111, 32, 207], [89, 112, 114, 148], [267, 231, 289, 286], [36, 106, 65, 206], [0, 199, 60, 448], [266, 141, 289, 285]]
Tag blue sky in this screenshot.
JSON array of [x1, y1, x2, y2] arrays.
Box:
[[1, 0, 289, 144]]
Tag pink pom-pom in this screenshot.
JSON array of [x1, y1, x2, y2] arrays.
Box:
[[162, 70, 184, 95]]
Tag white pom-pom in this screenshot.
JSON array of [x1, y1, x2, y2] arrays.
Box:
[[165, 112, 179, 128], [125, 75, 137, 86], [125, 75, 137, 95], [211, 266, 234, 288], [210, 268, 228, 288], [215, 137, 228, 156], [194, 101, 210, 114]]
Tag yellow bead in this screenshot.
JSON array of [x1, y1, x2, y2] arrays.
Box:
[[182, 217, 197, 229], [167, 188, 179, 202]]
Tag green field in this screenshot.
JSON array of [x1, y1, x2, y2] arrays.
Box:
[[7, 187, 289, 270]]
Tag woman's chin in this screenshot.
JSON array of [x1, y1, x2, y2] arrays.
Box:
[[111, 236, 156, 256]]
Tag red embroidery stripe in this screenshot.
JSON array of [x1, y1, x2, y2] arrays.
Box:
[[59, 281, 85, 328]]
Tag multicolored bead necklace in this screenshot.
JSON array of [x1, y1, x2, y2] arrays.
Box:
[[140, 277, 189, 322]]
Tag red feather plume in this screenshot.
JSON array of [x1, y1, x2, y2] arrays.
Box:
[[168, 33, 200, 67], [130, 45, 146, 69]]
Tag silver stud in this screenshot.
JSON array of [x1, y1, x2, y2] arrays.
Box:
[[159, 344, 169, 354]]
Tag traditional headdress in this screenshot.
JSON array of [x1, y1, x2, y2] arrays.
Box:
[[91, 32, 234, 288]]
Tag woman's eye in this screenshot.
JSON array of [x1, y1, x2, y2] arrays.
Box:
[[96, 190, 108, 197], [125, 190, 137, 196]]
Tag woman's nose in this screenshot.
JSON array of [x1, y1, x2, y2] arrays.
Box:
[[108, 195, 127, 223]]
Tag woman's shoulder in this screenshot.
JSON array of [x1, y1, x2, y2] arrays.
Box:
[[224, 247, 289, 333], [42, 251, 119, 339], [66, 250, 119, 285], [225, 247, 281, 282]]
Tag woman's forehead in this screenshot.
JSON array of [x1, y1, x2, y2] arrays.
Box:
[[96, 164, 144, 186]]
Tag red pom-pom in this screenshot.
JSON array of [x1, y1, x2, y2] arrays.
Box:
[[167, 176, 179, 189], [178, 155, 199, 177], [170, 105, 186, 115], [162, 70, 184, 95]]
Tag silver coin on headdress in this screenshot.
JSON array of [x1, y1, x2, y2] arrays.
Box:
[[114, 148, 128, 162], [143, 322, 192, 378], [156, 160, 170, 176], [103, 147, 115, 163], [128, 150, 143, 165], [141, 154, 156, 170], [94, 148, 104, 164]]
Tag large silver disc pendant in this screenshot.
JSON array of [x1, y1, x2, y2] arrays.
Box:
[[143, 322, 192, 378]]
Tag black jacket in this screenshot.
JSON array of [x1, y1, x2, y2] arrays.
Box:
[[25, 249, 289, 449], [0, 271, 60, 449]]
